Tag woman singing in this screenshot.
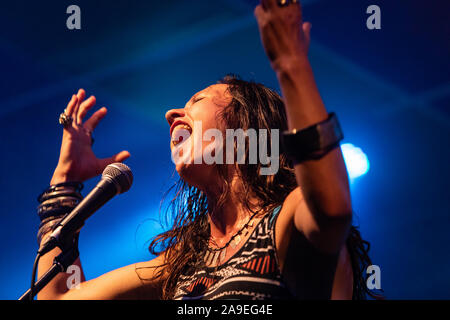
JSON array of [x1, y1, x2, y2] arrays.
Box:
[[36, 0, 376, 300]]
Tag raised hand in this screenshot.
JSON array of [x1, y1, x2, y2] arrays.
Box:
[[51, 89, 130, 185], [254, 0, 311, 72]]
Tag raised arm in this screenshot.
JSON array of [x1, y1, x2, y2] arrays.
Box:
[[36, 89, 164, 299], [255, 0, 352, 254]]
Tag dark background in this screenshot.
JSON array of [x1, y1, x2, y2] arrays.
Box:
[[0, 0, 449, 299]]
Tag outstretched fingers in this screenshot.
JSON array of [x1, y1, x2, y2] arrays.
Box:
[[261, 0, 275, 10], [84, 107, 107, 132], [77, 95, 96, 125], [65, 94, 78, 115], [72, 89, 86, 125], [99, 150, 131, 168], [261, 0, 300, 11], [302, 22, 312, 49]]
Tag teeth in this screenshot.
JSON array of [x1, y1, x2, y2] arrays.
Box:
[[172, 124, 192, 133], [171, 124, 192, 145]]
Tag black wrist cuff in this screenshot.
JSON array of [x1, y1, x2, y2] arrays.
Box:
[[281, 112, 344, 164]]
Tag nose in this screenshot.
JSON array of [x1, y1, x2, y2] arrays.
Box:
[[165, 108, 185, 126]]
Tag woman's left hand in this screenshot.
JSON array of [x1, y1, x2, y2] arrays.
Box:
[[254, 0, 311, 72]]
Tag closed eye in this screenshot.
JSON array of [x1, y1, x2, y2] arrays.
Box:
[[192, 97, 205, 104]]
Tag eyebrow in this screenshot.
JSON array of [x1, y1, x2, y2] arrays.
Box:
[[190, 93, 200, 102], [189, 91, 207, 104], [184, 93, 200, 109]]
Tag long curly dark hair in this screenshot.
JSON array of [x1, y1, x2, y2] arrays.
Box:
[[146, 75, 382, 300]]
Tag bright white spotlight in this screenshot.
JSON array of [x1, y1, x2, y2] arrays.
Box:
[[341, 143, 370, 181]]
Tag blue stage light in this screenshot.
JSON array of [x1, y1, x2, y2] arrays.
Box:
[[341, 143, 370, 181]]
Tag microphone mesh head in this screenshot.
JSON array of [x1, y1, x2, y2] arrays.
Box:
[[102, 163, 133, 194]]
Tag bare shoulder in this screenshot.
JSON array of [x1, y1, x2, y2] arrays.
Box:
[[274, 187, 353, 299], [274, 187, 303, 270]]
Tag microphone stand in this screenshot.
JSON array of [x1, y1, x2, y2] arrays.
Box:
[[19, 237, 79, 301]]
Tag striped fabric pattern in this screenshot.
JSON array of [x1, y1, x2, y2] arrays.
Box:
[[173, 207, 293, 300]]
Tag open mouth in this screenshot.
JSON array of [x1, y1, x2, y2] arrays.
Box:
[[171, 123, 192, 146]]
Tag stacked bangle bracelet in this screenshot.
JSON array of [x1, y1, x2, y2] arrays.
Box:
[[36, 181, 84, 246]]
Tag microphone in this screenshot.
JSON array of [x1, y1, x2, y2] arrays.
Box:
[[38, 163, 133, 255]]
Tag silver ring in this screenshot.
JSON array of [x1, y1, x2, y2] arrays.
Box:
[[59, 112, 73, 128], [277, 0, 290, 7], [277, 0, 298, 7]]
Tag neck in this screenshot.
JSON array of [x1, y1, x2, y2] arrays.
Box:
[[207, 197, 246, 238], [205, 172, 260, 239]]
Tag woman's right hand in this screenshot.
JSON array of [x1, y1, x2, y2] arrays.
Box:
[[51, 89, 130, 185]]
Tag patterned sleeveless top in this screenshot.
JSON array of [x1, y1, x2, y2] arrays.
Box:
[[173, 206, 294, 300]]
